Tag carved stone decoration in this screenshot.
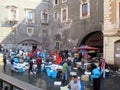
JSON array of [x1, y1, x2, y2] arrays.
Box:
[[82, 0, 87, 2], [80, 0, 87, 3]]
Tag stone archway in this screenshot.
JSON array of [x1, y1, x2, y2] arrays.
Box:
[[80, 31, 103, 52], [114, 40, 120, 67], [16, 39, 41, 51]]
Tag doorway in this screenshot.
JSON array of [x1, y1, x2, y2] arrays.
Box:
[[114, 40, 120, 67], [32, 45, 37, 51]]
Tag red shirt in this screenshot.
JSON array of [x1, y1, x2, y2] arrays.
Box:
[[29, 52, 33, 59], [36, 57, 42, 65]]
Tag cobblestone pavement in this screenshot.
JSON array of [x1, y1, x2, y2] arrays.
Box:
[[1, 65, 120, 90], [84, 76, 120, 90]]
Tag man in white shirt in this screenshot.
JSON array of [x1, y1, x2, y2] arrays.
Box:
[[68, 75, 81, 90]]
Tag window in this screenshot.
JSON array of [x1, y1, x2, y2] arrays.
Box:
[[54, 11, 58, 21], [42, 30, 47, 37], [26, 27, 34, 36], [25, 9, 34, 23], [62, 0, 67, 3], [63, 9, 67, 21], [11, 10, 17, 20], [41, 10, 49, 24], [80, 0, 90, 19], [55, 41, 60, 50], [54, 0, 59, 6], [27, 12, 33, 20], [82, 3, 88, 17], [8, 5, 18, 21], [119, 3, 120, 28], [55, 0, 58, 4], [61, 6, 68, 22], [56, 34, 61, 40]]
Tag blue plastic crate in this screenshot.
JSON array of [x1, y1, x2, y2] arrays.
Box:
[[45, 67, 51, 73], [13, 57, 19, 63], [18, 68, 23, 73], [25, 56, 30, 61], [51, 71, 57, 78], [47, 70, 52, 77]]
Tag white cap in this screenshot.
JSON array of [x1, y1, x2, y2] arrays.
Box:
[[78, 76, 80, 79]]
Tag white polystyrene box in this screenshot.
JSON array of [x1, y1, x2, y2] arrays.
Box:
[[54, 81, 62, 85]]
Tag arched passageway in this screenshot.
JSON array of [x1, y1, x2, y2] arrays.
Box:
[[16, 39, 41, 51], [80, 31, 103, 52]]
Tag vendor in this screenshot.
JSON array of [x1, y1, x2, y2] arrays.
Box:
[[11, 58, 14, 65]]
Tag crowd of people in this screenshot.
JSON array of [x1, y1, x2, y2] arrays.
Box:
[[2, 48, 109, 90]]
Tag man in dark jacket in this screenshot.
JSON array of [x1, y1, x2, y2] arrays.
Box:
[[28, 60, 34, 76], [3, 54, 7, 72]]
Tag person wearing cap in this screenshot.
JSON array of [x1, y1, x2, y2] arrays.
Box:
[[68, 75, 81, 90]]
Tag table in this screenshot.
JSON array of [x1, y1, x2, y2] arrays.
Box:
[[45, 64, 63, 78], [11, 62, 28, 72], [84, 71, 91, 75], [45, 64, 62, 71], [76, 62, 91, 70], [70, 71, 77, 76]]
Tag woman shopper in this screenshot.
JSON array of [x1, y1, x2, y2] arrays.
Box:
[[90, 63, 101, 90], [99, 58, 107, 79]]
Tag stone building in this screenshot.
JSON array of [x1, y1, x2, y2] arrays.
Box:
[[104, 0, 120, 67], [0, 0, 104, 52], [51, 0, 103, 50], [0, 0, 52, 51]]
